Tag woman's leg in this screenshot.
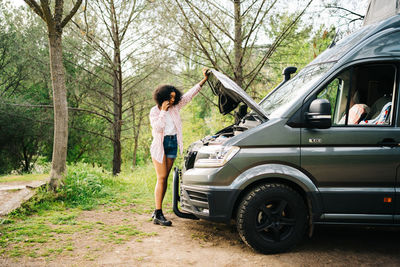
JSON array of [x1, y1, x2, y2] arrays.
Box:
[[152, 156, 168, 210], [161, 157, 175, 201]]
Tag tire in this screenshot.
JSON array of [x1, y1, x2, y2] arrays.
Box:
[[236, 183, 307, 254]]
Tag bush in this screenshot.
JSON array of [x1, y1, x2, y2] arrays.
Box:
[[9, 162, 162, 219], [10, 164, 115, 217], [58, 164, 113, 209]]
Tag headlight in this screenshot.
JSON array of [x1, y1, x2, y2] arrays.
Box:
[[194, 145, 240, 168]]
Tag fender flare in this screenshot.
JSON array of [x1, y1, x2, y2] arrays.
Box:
[[229, 163, 322, 219]]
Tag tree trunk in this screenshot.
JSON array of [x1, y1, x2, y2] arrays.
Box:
[[131, 100, 144, 168], [112, 48, 122, 175], [48, 32, 68, 189], [131, 103, 137, 167], [234, 0, 243, 88], [132, 134, 139, 167], [111, 2, 123, 176]]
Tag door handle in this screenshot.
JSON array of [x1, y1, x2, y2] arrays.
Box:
[[378, 138, 399, 147]]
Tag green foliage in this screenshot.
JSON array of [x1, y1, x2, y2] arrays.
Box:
[[0, 4, 53, 174], [260, 14, 336, 101], [0, 163, 159, 259], [57, 164, 113, 209], [0, 0, 350, 176], [8, 162, 160, 219]]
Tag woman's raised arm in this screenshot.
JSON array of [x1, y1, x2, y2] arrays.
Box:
[[177, 68, 209, 110]]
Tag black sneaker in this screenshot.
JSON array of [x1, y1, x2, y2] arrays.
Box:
[[153, 210, 172, 226]]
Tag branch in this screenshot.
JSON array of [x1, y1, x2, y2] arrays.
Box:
[[61, 0, 83, 28], [23, 0, 45, 21], [172, 0, 219, 69], [184, 0, 235, 41], [242, 0, 258, 17], [94, 0, 116, 48], [62, 54, 114, 86], [159, 45, 209, 69], [241, 0, 278, 68], [1, 102, 113, 124], [121, 69, 155, 96], [244, 0, 313, 90], [326, 5, 365, 19], [242, 0, 277, 41], [0, 108, 113, 141], [70, 20, 114, 65], [120, 0, 139, 42], [83, 98, 114, 116], [70, 107, 112, 123], [206, 0, 234, 19], [184, 0, 235, 70], [39, 0, 53, 25]]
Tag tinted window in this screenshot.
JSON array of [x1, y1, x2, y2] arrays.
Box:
[[318, 64, 396, 126]]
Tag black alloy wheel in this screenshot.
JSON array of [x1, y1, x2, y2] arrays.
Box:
[[236, 183, 307, 254]]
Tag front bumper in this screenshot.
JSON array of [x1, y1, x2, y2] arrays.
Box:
[[173, 168, 240, 223]]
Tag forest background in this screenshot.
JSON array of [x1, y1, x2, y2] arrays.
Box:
[[0, 0, 368, 177]]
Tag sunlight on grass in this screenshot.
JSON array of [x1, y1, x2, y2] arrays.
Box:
[[117, 162, 174, 208], [0, 173, 48, 183], [0, 162, 163, 260]]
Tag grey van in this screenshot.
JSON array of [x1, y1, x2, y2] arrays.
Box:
[[173, 13, 400, 254]]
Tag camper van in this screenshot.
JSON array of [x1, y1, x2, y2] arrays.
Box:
[[173, 5, 400, 254]]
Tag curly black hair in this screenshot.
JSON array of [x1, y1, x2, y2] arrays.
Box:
[[153, 85, 182, 107]]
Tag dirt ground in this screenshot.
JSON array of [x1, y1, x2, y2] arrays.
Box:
[[1, 208, 400, 267]]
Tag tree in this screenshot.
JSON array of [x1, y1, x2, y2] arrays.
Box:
[[0, 28, 25, 98], [158, 0, 313, 93], [0, 102, 52, 174], [321, 0, 368, 33], [69, 0, 155, 174], [23, 0, 83, 190]]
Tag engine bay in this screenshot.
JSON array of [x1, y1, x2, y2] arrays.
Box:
[[183, 112, 263, 171]]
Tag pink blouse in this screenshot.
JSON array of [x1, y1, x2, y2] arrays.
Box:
[[150, 83, 202, 163]]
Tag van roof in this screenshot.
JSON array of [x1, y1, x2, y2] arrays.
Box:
[[364, 0, 400, 26], [312, 13, 400, 66]]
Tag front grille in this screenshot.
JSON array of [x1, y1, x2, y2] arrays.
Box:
[[187, 190, 208, 203], [181, 188, 209, 211]]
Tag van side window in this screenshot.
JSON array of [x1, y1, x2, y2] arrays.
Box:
[[317, 64, 396, 126]]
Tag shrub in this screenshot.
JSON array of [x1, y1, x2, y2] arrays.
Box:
[[58, 164, 113, 209]]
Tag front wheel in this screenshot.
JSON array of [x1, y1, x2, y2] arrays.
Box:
[[236, 183, 307, 254]]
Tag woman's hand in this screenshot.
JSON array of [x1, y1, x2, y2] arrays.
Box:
[[200, 67, 210, 87], [202, 67, 210, 78], [161, 100, 169, 111]]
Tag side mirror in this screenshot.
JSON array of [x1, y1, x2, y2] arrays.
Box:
[[306, 99, 331, 129]]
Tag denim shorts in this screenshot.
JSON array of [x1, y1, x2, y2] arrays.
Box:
[[163, 135, 177, 159]]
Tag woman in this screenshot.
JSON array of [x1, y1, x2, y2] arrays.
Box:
[[150, 68, 209, 226]]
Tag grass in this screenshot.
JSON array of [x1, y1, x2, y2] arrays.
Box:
[[0, 173, 48, 183], [0, 162, 167, 261]]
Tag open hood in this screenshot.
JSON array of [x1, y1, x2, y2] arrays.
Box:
[[207, 69, 268, 120]]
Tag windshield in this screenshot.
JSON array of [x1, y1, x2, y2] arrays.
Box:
[[260, 62, 334, 117], [259, 24, 378, 118]]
